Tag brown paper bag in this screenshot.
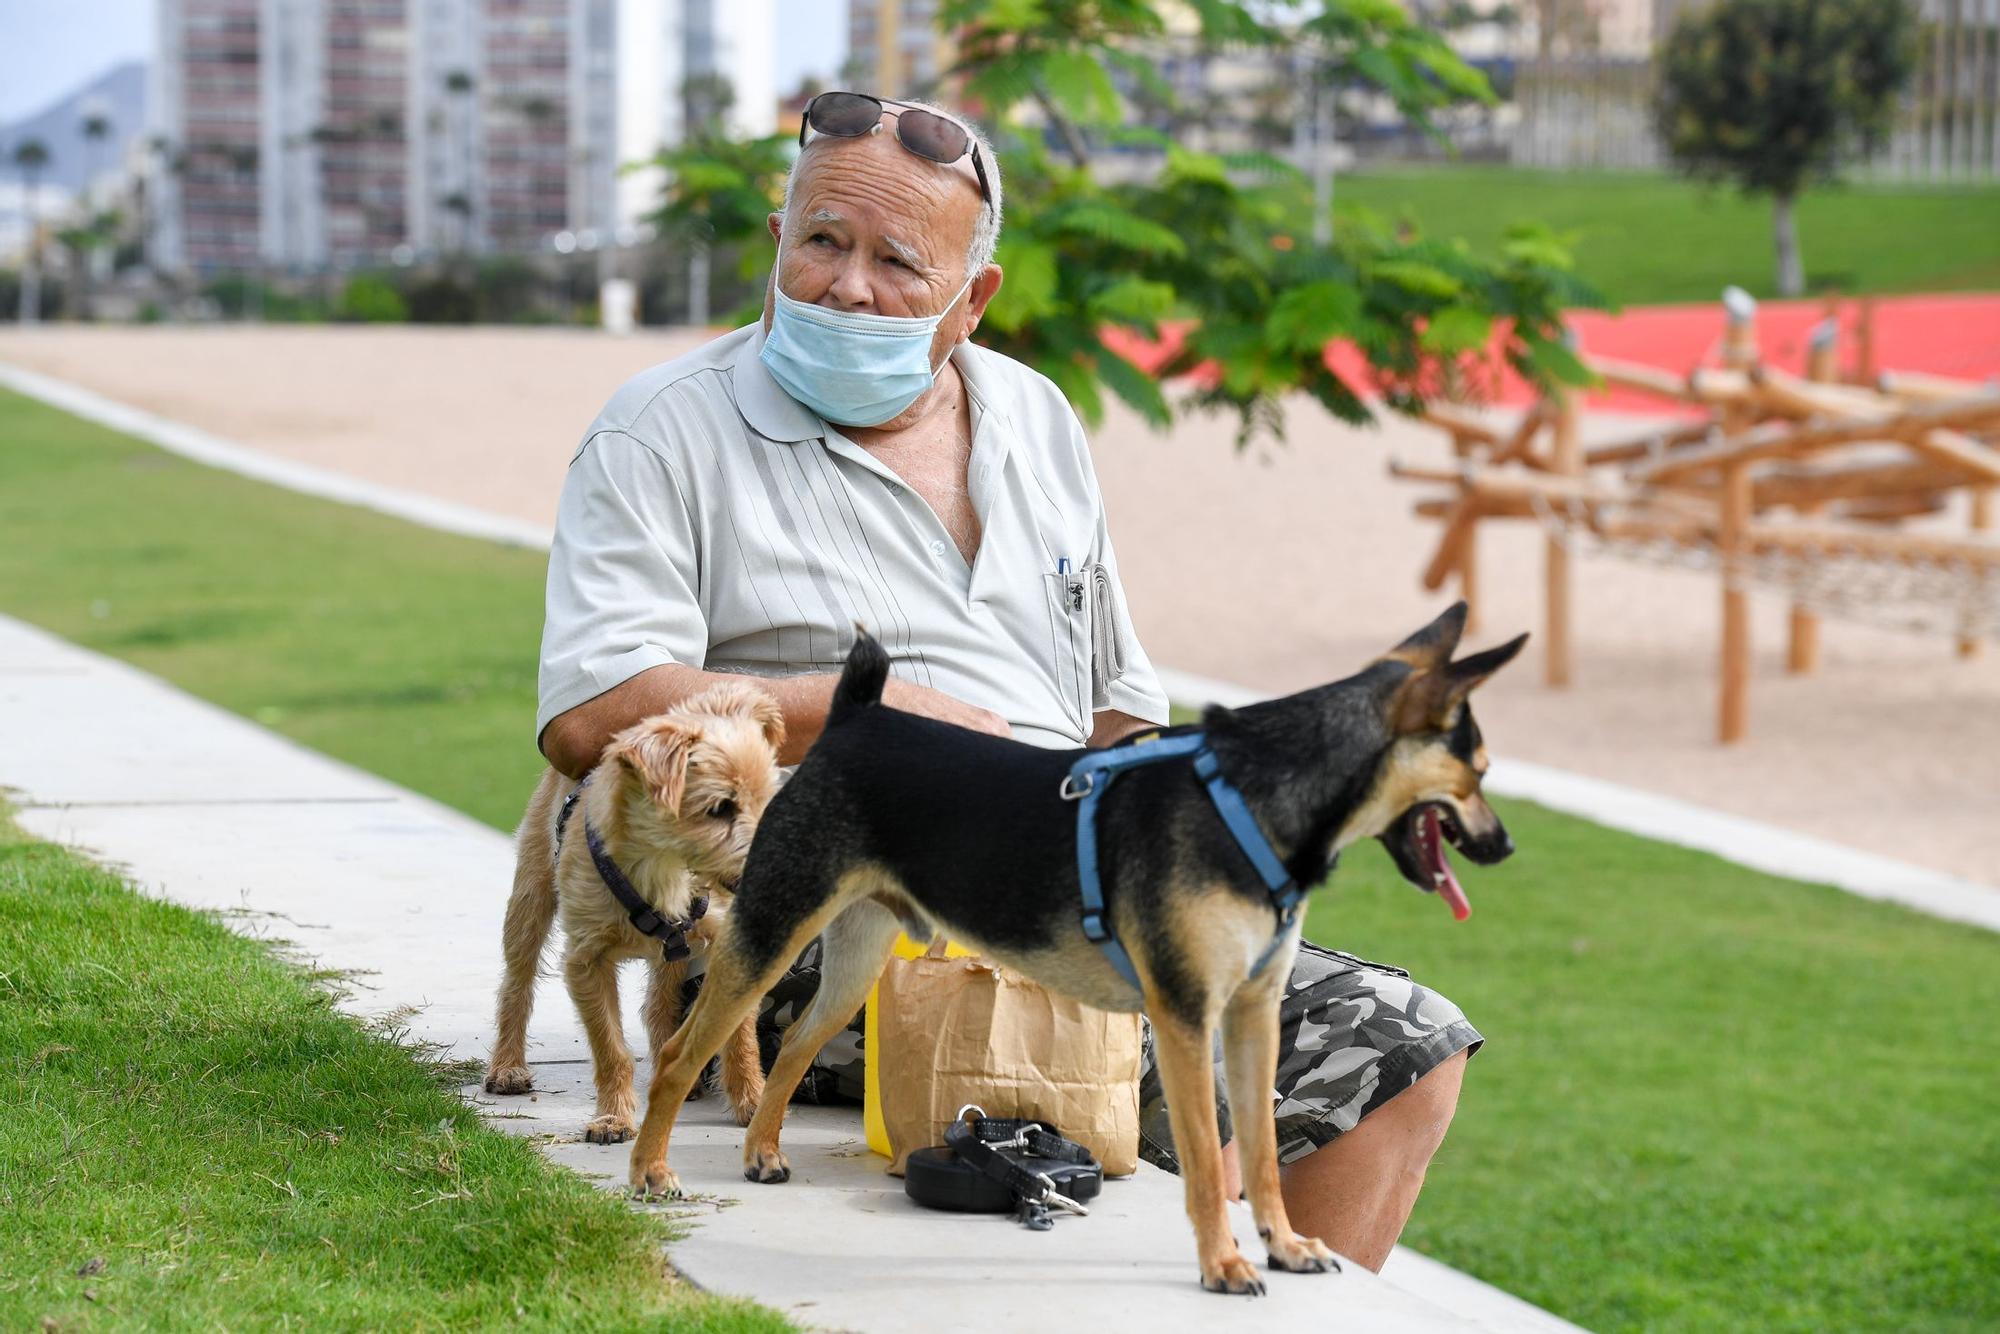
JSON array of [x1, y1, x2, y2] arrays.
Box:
[[876, 944, 1143, 1177]]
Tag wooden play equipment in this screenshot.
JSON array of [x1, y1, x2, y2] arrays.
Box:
[[1399, 291, 2000, 744]]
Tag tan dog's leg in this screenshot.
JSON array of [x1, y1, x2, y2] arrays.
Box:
[[641, 957, 686, 1068], [717, 1012, 764, 1128], [641, 959, 763, 1127], [740, 901, 901, 1184], [1221, 969, 1339, 1276], [1147, 1002, 1264, 1295], [484, 809, 558, 1095], [565, 948, 638, 1143]]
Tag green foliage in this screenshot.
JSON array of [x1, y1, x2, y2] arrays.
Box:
[[1655, 0, 1920, 201], [200, 274, 329, 323], [651, 1, 1594, 443], [931, 0, 1594, 440], [334, 273, 410, 324], [648, 133, 794, 263]]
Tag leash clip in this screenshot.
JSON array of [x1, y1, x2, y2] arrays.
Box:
[[1059, 772, 1095, 801], [1035, 1172, 1090, 1217]]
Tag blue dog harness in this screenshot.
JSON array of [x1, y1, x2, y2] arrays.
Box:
[[1060, 731, 1303, 994]]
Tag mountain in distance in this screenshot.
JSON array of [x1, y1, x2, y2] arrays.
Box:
[[0, 61, 150, 191]]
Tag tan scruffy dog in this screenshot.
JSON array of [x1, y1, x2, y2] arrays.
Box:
[[482, 682, 784, 1145]]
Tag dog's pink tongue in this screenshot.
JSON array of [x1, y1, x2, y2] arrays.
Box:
[[1422, 808, 1473, 922]]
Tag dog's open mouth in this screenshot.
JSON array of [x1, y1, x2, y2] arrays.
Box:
[[1386, 803, 1472, 922]]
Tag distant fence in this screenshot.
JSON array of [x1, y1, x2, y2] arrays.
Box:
[[1512, 56, 1662, 171], [1511, 0, 2000, 182]]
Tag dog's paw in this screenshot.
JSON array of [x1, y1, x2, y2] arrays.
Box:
[[482, 1063, 534, 1095], [743, 1144, 791, 1184], [629, 1158, 682, 1200], [1200, 1251, 1267, 1297], [1265, 1231, 1341, 1275], [584, 1113, 637, 1145]]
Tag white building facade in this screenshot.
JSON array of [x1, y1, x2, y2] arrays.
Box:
[[151, 0, 773, 274]]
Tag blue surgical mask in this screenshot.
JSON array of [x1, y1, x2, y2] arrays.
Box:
[[760, 247, 975, 428]]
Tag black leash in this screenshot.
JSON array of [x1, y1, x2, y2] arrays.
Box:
[[940, 1106, 1098, 1231], [555, 774, 707, 963]]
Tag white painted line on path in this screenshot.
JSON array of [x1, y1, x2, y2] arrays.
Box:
[[0, 360, 556, 550]]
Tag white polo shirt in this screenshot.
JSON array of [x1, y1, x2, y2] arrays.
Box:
[[537, 323, 1168, 751]]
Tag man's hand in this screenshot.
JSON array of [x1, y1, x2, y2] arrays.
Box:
[[883, 678, 1010, 738]]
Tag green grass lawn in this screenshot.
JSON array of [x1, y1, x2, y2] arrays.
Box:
[[1336, 167, 2000, 305], [2, 385, 1997, 1330], [0, 811, 788, 1331]]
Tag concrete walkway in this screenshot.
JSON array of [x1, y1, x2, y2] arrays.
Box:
[[0, 613, 1579, 1333]]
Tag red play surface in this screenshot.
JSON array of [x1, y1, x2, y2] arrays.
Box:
[[1110, 292, 2000, 416], [1530, 292, 2000, 413]]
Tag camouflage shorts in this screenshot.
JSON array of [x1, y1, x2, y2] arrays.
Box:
[[1136, 941, 1483, 1172], [693, 938, 1481, 1172]]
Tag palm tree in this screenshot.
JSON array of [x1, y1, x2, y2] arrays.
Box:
[[77, 108, 115, 316], [81, 104, 113, 194], [13, 138, 51, 323], [444, 70, 476, 253]]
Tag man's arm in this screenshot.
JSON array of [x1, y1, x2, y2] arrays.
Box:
[[541, 661, 1009, 778], [1088, 708, 1158, 749]]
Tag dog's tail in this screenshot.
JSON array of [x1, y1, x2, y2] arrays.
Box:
[[826, 628, 890, 730]]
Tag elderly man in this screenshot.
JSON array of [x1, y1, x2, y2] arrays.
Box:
[[536, 91, 1478, 1271]]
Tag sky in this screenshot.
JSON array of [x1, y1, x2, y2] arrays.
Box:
[[0, 0, 846, 125], [0, 0, 155, 122]]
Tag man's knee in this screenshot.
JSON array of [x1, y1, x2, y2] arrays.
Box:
[[1378, 1048, 1469, 1165]]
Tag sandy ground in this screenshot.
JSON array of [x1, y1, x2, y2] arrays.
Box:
[[3, 324, 1995, 886]]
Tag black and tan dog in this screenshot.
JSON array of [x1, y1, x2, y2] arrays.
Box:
[[627, 602, 1524, 1294]]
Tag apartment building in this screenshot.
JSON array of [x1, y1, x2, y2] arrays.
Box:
[[151, 0, 773, 276], [845, 0, 957, 98], [153, 0, 263, 273]]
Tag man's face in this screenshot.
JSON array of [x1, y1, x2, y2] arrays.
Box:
[[764, 119, 998, 378]]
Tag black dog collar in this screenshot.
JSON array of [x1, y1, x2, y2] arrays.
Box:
[[556, 773, 708, 963]]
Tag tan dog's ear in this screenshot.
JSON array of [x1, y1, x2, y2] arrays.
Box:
[[700, 683, 786, 753], [736, 689, 787, 752], [615, 720, 699, 814]]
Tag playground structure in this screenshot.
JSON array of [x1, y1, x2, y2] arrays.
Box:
[[1397, 292, 2000, 743]]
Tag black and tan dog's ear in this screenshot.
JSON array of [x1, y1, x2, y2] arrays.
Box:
[[1388, 627, 1527, 733], [1445, 633, 1529, 705], [615, 720, 699, 814], [1385, 601, 1468, 673]]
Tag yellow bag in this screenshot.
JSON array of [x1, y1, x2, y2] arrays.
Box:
[[866, 938, 1143, 1177], [861, 933, 968, 1158]]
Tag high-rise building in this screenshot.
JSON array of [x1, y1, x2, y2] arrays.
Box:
[[151, 0, 774, 276], [153, 0, 263, 273], [844, 0, 956, 99]]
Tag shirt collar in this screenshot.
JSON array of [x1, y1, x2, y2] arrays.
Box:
[[729, 323, 825, 444]]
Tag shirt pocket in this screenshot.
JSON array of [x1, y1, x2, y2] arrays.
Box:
[[1043, 562, 1094, 734]]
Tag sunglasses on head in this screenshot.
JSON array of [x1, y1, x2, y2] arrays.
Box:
[[800, 91, 993, 213]]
